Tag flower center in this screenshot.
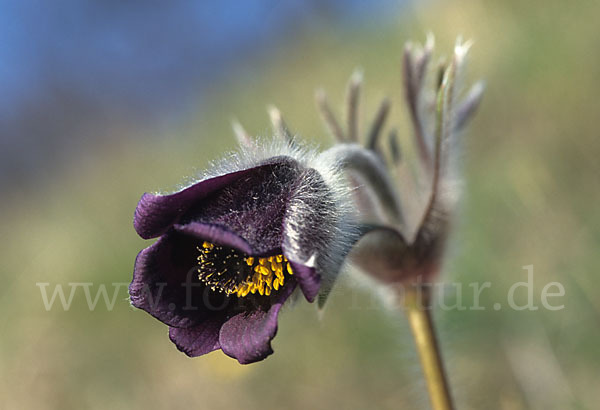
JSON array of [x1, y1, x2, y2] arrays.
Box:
[[197, 241, 293, 297]]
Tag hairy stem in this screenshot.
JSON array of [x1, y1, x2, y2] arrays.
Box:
[[403, 285, 454, 410]]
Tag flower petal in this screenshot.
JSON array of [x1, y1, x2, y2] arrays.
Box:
[[288, 261, 320, 302], [129, 232, 232, 328], [218, 282, 296, 364], [178, 159, 303, 254], [168, 315, 228, 357], [172, 222, 254, 255], [134, 162, 292, 240]]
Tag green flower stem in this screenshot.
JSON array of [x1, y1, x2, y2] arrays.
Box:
[[403, 285, 454, 410]]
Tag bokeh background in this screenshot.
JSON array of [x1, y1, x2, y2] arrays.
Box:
[[2, 0, 599, 409]]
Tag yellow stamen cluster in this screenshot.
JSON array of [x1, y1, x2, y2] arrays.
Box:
[[197, 241, 294, 298], [235, 254, 293, 297]]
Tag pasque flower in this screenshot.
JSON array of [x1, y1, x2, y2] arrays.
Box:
[[129, 134, 360, 364], [129, 36, 482, 371], [316, 36, 484, 285]]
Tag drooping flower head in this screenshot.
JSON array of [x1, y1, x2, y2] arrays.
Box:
[[130, 134, 359, 364], [129, 36, 483, 364]]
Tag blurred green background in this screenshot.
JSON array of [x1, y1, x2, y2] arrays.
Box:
[[2, 1, 599, 409]]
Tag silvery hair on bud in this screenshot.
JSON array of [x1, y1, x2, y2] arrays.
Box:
[[185, 136, 361, 302]]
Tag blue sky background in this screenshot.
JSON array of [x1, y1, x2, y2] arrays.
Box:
[[0, 0, 404, 191]]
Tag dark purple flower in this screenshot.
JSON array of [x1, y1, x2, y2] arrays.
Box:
[[130, 143, 358, 364]]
